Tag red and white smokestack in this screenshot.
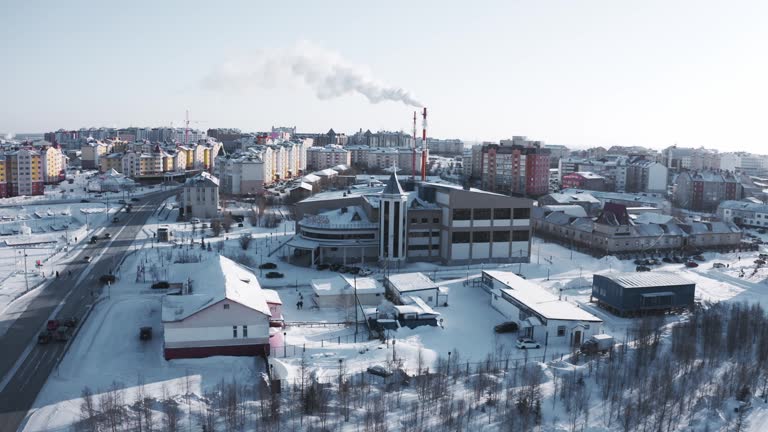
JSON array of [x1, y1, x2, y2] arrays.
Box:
[[412, 111, 417, 180], [421, 107, 427, 181]]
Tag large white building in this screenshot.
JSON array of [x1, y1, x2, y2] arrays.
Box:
[[183, 172, 220, 219], [484, 270, 602, 346], [307, 145, 351, 170], [162, 256, 282, 360]]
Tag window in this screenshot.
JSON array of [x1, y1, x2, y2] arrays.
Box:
[[473, 231, 491, 242], [243, 325, 248, 338], [411, 217, 417, 223], [453, 209, 472, 220], [223, 304, 230, 310], [512, 231, 529, 241], [557, 326, 566, 337], [474, 208, 491, 220], [433, 218, 439, 223], [427, 296, 433, 302], [494, 208, 511, 219], [513, 208, 530, 219], [493, 231, 510, 242], [232, 326, 238, 338], [452, 232, 470, 243], [421, 218, 428, 223]]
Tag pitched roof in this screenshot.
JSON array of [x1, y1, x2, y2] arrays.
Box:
[[595, 272, 694, 288], [382, 172, 405, 195]]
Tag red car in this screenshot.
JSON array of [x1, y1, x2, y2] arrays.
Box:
[[685, 261, 699, 268]]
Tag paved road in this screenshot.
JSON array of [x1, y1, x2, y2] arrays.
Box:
[[0, 190, 176, 432]]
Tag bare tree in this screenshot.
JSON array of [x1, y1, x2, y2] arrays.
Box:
[[239, 233, 252, 250], [211, 219, 223, 236]]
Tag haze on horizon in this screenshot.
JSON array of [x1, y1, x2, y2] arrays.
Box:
[[1, 0, 766, 153]]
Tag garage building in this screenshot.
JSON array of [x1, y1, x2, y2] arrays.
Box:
[[591, 272, 695, 317]]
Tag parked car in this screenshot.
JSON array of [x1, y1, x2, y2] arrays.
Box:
[[118, 199, 126, 204], [259, 262, 277, 270], [265, 272, 284, 279], [494, 322, 519, 333], [80, 199, 90, 203], [672, 256, 684, 264], [636, 265, 651, 272], [104, 233, 111, 239], [329, 264, 342, 272], [190, 218, 201, 224], [685, 261, 699, 268], [693, 255, 706, 262], [358, 268, 373, 276], [151, 281, 170, 289], [83, 256, 92, 263], [516, 338, 541, 349], [662, 257, 673, 263], [712, 262, 726, 269], [139, 326, 153, 340], [316, 264, 330, 270], [759, 253, 768, 259], [90, 236, 98, 243], [647, 258, 660, 266], [131, 197, 140, 202], [366, 364, 393, 378], [755, 259, 766, 265], [758, 228, 767, 234], [112, 217, 119, 223], [633, 259, 647, 265]]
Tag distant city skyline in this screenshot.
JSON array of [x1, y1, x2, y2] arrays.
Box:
[[2, 0, 766, 153]]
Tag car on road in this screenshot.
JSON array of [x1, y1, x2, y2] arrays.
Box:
[[104, 233, 111, 239], [83, 256, 92, 263], [636, 265, 651, 272], [712, 262, 726, 269], [685, 261, 699, 268], [131, 197, 140, 202], [118, 199, 126, 204], [516, 338, 541, 349], [265, 271, 284, 279], [259, 262, 277, 269], [80, 199, 90, 203], [90, 236, 98, 243]]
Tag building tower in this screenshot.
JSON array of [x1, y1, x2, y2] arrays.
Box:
[[379, 172, 408, 262]]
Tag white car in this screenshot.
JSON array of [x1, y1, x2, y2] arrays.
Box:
[[358, 268, 373, 276], [516, 338, 541, 349]]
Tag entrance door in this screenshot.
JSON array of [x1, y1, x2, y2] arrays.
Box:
[[573, 330, 582, 346]]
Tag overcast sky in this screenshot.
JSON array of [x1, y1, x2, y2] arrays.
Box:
[[1, 0, 766, 152]]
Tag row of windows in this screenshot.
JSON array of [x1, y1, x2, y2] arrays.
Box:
[[408, 244, 438, 250], [453, 208, 530, 221], [410, 217, 440, 224], [301, 230, 375, 240], [412, 231, 440, 237], [452, 230, 530, 243], [232, 325, 248, 338]]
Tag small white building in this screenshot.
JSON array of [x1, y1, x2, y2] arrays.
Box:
[[182, 171, 220, 219], [385, 272, 447, 307], [483, 270, 602, 346], [162, 255, 280, 360], [311, 275, 385, 308]]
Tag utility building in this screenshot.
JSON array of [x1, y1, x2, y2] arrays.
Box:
[[591, 273, 695, 317]]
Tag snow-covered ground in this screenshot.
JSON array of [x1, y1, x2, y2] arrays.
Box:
[[18, 207, 768, 431]]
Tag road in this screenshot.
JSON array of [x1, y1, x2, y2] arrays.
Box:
[[0, 189, 177, 432]]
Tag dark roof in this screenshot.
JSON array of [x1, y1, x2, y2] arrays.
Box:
[[596, 203, 632, 226], [382, 172, 404, 195]]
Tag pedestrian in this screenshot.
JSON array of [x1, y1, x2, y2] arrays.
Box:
[[296, 301, 300, 310], [55, 271, 59, 278], [68, 270, 72, 277], [299, 300, 304, 309]]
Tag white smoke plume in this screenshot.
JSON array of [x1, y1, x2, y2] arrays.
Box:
[[202, 41, 422, 107]]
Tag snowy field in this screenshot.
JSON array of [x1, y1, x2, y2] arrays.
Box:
[[17, 212, 768, 431]]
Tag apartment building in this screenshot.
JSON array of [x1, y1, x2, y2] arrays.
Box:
[[81, 141, 111, 169], [182, 172, 220, 219], [5, 148, 44, 197], [561, 172, 606, 191], [674, 171, 742, 211], [719, 153, 768, 176], [480, 138, 550, 197], [717, 200, 768, 227], [0, 154, 6, 198], [307, 145, 351, 171], [40, 145, 66, 184], [426, 138, 463, 155]]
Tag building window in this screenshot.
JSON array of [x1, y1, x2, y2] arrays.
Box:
[[433, 218, 439, 223], [557, 326, 566, 337], [421, 218, 428, 223], [494, 208, 511, 219], [513, 208, 531, 219], [473, 231, 491, 242], [223, 304, 230, 310], [233, 326, 238, 338], [493, 231, 510, 242], [474, 208, 491, 220], [453, 209, 471, 220], [512, 231, 529, 242], [243, 325, 248, 338], [452, 232, 470, 243]]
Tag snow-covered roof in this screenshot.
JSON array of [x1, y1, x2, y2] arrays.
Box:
[[184, 171, 219, 187], [400, 295, 440, 317], [484, 270, 602, 322], [315, 168, 338, 177], [302, 174, 321, 183], [719, 200, 768, 213], [311, 275, 384, 296], [596, 272, 694, 289], [386, 272, 439, 293], [541, 205, 588, 218], [262, 289, 282, 305], [162, 255, 272, 322]]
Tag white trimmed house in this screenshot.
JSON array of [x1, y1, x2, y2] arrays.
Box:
[[162, 255, 281, 360], [483, 270, 602, 346]]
